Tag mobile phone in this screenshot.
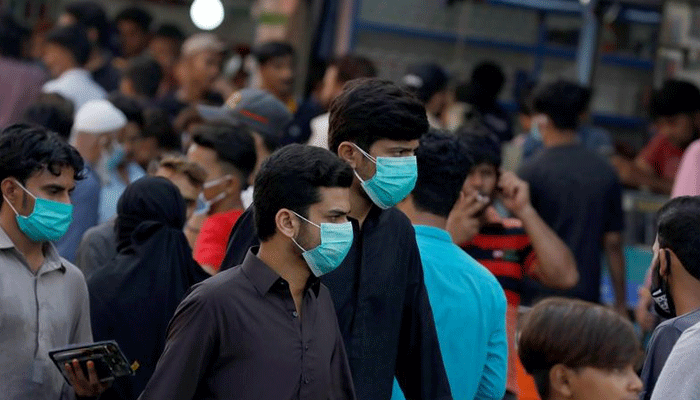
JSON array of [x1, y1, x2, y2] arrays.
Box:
[[49, 341, 134, 384]]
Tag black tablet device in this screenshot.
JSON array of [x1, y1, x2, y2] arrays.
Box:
[[49, 341, 134, 384]]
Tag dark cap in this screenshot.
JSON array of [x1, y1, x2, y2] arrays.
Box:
[[402, 63, 449, 103], [196, 88, 293, 141]]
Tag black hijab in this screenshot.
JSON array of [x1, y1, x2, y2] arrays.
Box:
[[88, 176, 210, 400]]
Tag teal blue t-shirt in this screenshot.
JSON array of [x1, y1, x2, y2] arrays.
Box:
[[392, 225, 508, 400]]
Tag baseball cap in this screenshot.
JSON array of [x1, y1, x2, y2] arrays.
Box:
[[196, 88, 293, 141], [402, 63, 449, 103], [181, 33, 225, 58]]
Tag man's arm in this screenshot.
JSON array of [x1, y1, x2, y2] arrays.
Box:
[[394, 236, 452, 400], [604, 231, 627, 315], [611, 155, 673, 194], [498, 171, 578, 289], [138, 290, 216, 400], [476, 288, 508, 400]]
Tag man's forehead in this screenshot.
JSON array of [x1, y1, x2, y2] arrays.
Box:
[[27, 166, 76, 186], [315, 187, 351, 211]]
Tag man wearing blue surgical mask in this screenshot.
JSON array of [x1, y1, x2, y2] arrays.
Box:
[[139, 144, 356, 399], [221, 78, 452, 400], [0, 124, 110, 399], [57, 98, 127, 263]]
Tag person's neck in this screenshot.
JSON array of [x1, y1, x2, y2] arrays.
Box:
[[543, 130, 577, 148], [672, 271, 700, 316], [258, 239, 310, 312], [348, 180, 373, 227], [84, 48, 105, 72], [209, 194, 243, 216], [0, 209, 44, 273], [397, 198, 447, 230], [177, 82, 206, 104]]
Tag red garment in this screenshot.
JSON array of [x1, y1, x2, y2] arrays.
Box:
[[462, 222, 538, 395], [194, 209, 244, 271], [639, 133, 685, 180]]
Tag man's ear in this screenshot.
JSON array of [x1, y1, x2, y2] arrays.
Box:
[[663, 248, 679, 277], [549, 364, 574, 399], [1, 178, 20, 204], [275, 208, 297, 239], [337, 141, 359, 169]]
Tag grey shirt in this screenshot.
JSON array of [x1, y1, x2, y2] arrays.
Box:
[[651, 319, 700, 400], [640, 308, 700, 399], [75, 219, 116, 279], [138, 248, 356, 400], [0, 226, 93, 400]]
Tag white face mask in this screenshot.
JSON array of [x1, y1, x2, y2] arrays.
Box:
[[195, 175, 232, 214]]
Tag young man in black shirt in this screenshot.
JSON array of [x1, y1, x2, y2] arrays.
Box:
[[221, 79, 452, 400], [518, 80, 626, 310], [139, 145, 356, 399]]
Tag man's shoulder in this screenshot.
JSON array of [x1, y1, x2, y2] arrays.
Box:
[[376, 207, 414, 233], [59, 257, 89, 287]]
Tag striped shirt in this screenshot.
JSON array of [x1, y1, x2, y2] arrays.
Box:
[[461, 222, 538, 395]]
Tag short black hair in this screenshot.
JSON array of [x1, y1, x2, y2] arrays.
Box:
[[64, 1, 110, 48], [142, 108, 181, 152], [192, 123, 257, 185], [456, 128, 502, 168], [0, 124, 84, 209], [471, 62, 505, 99], [532, 80, 586, 131], [650, 80, 700, 119], [254, 144, 353, 241], [331, 55, 377, 83], [657, 196, 700, 280], [115, 7, 152, 32], [0, 11, 29, 58], [124, 56, 163, 98], [328, 78, 429, 153], [153, 23, 185, 42], [413, 130, 473, 218], [22, 93, 75, 141], [45, 24, 91, 66], [253, 41, 295, 65], [108, 93, 144, 128]]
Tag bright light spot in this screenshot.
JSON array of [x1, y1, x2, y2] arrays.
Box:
[[190, 0, 225, 31], [579, 0, 591, 4]]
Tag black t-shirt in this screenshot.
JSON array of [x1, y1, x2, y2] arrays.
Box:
[[518, 144, 623, 303]]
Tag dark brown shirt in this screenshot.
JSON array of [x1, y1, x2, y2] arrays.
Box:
[[138, 248, 356, 400]]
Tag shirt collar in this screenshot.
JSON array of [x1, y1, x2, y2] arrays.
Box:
[[0, 225, 13, 249], [60, 68, 91, 79], [0, 226, 66, 274], [242, 246, 321, 297], [414, 225, 453, 243]]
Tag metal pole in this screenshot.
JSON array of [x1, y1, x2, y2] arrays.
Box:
[[577, 0, 599, 85]]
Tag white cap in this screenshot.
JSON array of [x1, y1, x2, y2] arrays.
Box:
[[73, 99, 127, 135], [181, 33, 225, 58]]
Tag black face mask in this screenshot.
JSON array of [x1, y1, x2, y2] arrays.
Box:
[[650, 249, 676, 319]]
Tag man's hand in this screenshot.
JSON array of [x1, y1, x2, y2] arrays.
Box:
[[611, 156, 636, 185], [497, 171, 531, 217], [446, 189, 488, 245], [635, 287, 657, 332], [65, 359, 111, 397]]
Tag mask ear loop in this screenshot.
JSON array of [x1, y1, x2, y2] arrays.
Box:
[[290, 210, 321, 253], [2, 179, 33, 216]]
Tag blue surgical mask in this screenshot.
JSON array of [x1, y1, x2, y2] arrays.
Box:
[[3, 180, 73, 242], [105, 143, 126, 171], [351, 144, 417, 209], [291, 211, 353, 277]]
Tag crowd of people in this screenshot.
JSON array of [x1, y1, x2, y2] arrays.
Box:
[[1, 2, 700, 400]]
